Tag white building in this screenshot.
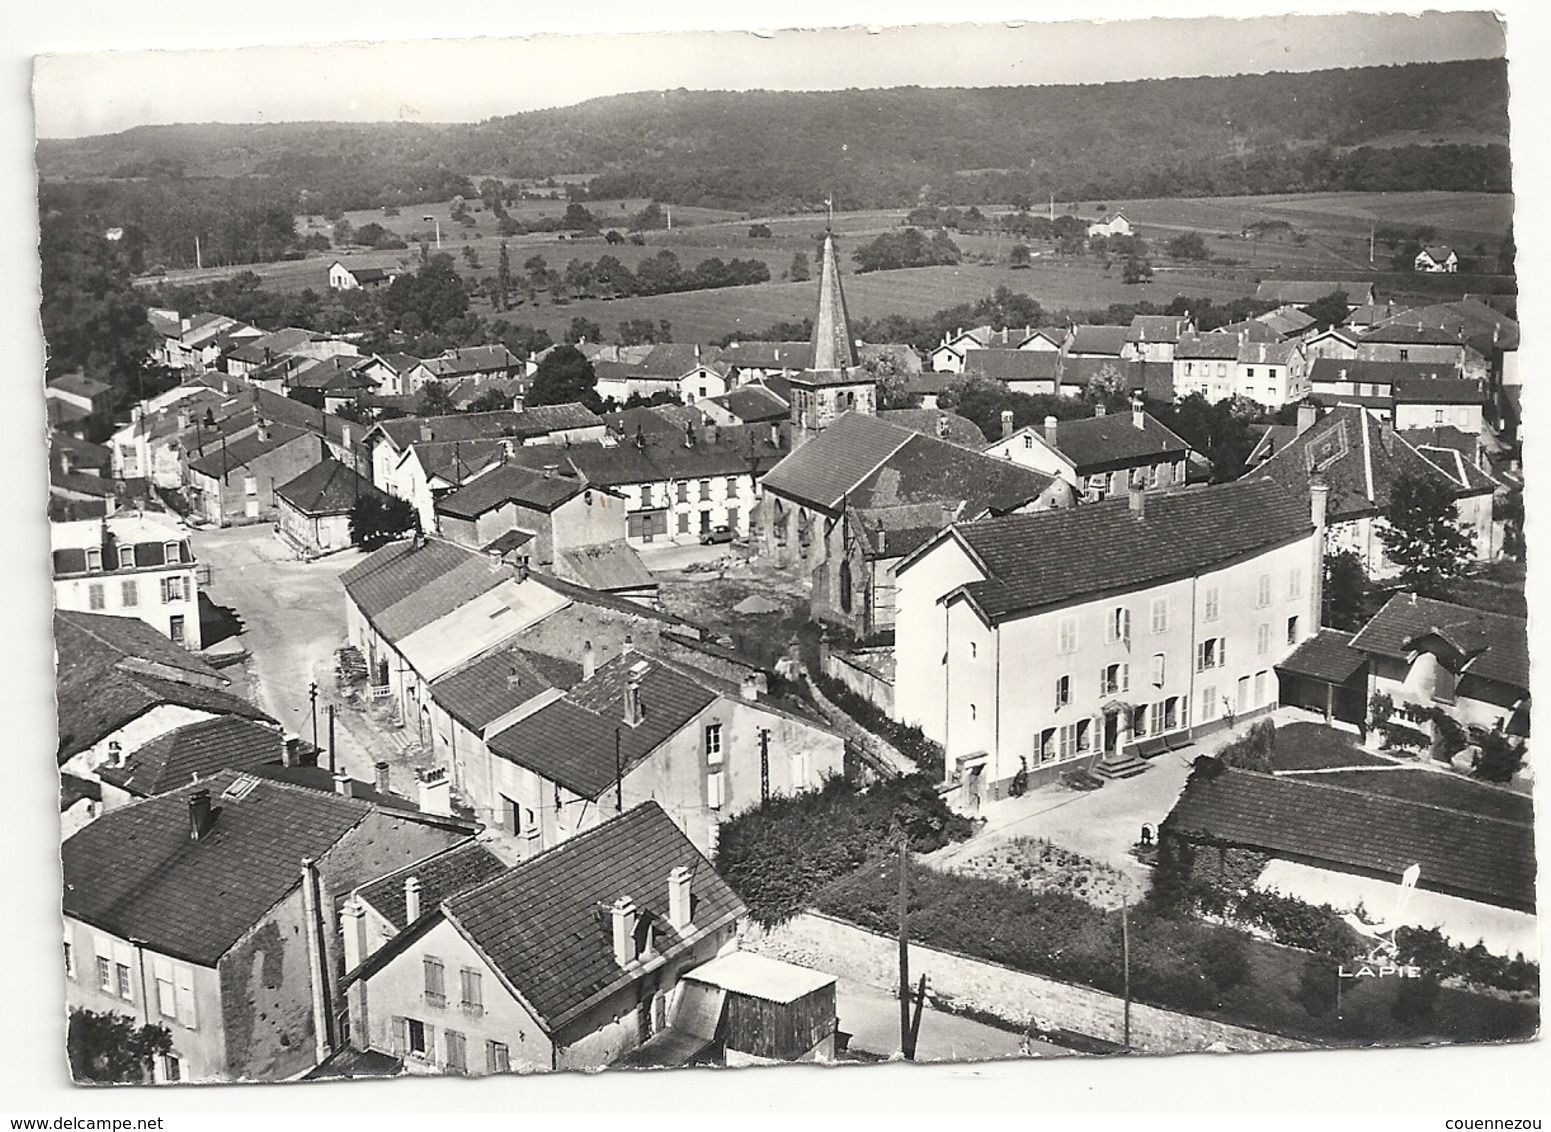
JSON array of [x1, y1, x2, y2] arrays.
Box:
[[51, 512, 204, 649]]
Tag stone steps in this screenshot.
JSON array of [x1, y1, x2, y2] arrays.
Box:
[[1095, 754, 1150, 780]]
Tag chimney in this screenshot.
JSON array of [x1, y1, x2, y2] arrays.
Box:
[[610, 897, 638, 967], [334, 772, 354, 798], [420, 423, 433, 443], [582, 640, 596, 681], [1128, 483, 1146, 519], [1094, 403, 1106, 417], [341, 896, 366, 972], [256, 416, 270, 443], [623, 661, 648, 726], [281, 736, 300, 767], [374, 761, 390, 794], [1309, 476, 1330, 631], [176, 409, 190, 431], [1339, 368, 1347, 380], [342, 425, 352, 448], [667, 867, 693, 932], [404, 876, 422, 925], [740, 672, 760, 702], [417, 766, 452, 816], [188, 789, 213, 841], [622, 634, 634, 656], [506, 664, 521, 691], [935, 413, 949, 439], [1044, 415, 1058, 444], [1000, 409, 1014, 440], [1297, 401, 1317, 435]]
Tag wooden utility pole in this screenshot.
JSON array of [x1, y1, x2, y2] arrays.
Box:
[[898, 840, 913, 1060], [614, 728, 624, 813], [1121, 892, 1132, 1051], [759, 729, 770, 805], [327, 704, 336, 775]]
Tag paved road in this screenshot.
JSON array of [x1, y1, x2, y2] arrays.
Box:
[[637, 540, 746, 574], [835, 978, 1071, 1063], [192, 524, 370, 764]]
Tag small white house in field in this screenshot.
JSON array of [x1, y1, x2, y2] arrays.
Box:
[[1086, 212, 1134, 238], [330, 261, 398, 291], [1414, 245, 1459, 274]]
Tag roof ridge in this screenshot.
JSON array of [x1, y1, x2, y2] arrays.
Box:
[[1221, 766, 1533, 828]]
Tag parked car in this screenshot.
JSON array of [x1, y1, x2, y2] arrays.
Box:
[[700, 525, 735, 545]]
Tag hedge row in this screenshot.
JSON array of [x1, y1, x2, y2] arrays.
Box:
[[714, 775, 972, 927], [809, 668, 947, 782]]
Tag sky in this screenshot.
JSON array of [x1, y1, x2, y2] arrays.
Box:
[[31, 6, 1507, 139]]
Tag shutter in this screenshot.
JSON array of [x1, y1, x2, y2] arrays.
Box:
[[424, 1024, 436, 1062], [1121, 664, 1129, 693], [175, 964, 197, 1028], [152, 957, 173, 1018], [1098, 668, 1107, 697]]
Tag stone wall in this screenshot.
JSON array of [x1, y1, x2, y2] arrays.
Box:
[[744, 912, 1309, 1056]]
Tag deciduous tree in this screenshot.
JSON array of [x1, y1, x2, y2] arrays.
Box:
[[528, 344, 601, 411], [67, 1009, 172, 1084], [1378, 471, 1475, 596]]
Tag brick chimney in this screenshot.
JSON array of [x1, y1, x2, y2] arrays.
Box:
[[740, 671, 760, 702], [623, 660, 648, 726], [334, 772, 354, 798], [1043, 415, 1058, 445], [417, 766, 452, 816], [374, 761, 391, 794], [188, 788, 213, 841], [610, 897, 638, 967], [404, 876, 422, 924], [667, 867, 693, 932], [341, 895, 366, 972], [582, 641, 596, 682], [1131, 395, 1145, 430], [1000, 409, 1014, 440], [1129, 482, 1147, 520]]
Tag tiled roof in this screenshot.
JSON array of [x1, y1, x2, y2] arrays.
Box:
[[929, 478, 1310, 624], [507, 424, 784, 489], [443, 802, 744, 1027], [1349, 594, 1527, 691], [1126, 315, 1190, 343], [430, 646, 582, 732], [483, 529, 535, 555], [374, 406, 601, 451], [54, 611, 272, 761], [1163, 766, 1534, 911], [48, 373, 112, 399], [186, 423, 310, 479], [703, 385, 789, 423], [355, 841, 507, 932], [760, 413, 924, 512], [287, 356, 376, 392], [1309, 359, 1460, 387], [557, 541, 657, 593], [1256, 306, 1317, 336], [487, 652, 719, 799], [1359, 324, 1463, 347], [62, 770, 374, 965], [95, 716, 284, 798], [1290, 767, 1533, 825], [435, 464, 587, 520], [1274, 629, 1368, 685], [855, 432, 1057, 517], [340, 537, 518, 642], [962, 349, 1061, 383], [1041, 411, 1189, 472], [1419, 244, 1456, 264], [1392, 377, 1483, 405], [423, 345, 520, 377], [718, 341, 812, 370], [1378, 299, 1518, 354], [1254, 281, 1375, 307], [1395, 425, 1481, 467], [1175, 333, 1243, 360], [275, 457, 383, 515], [1253, 405, 1482, 525], [876, 409, 987, 447], [1067, 325, 1129, 356]]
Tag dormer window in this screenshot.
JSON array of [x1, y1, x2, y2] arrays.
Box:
[[118, 546, 135, 570], [84, 548, 102, 572], [164, 541, 181, 564]]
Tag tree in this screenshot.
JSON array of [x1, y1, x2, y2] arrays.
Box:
[[67, 1009, 172, 1084], [1302, 289, 1351, 331], [1121, 257, 1153, 284], [1008, 243, 1032, 269], [1166, 232, 1209, 260], [861, 352, 914, 410], [529, 344, 601, 411], [1322, 550, 1375, 632], [748, 223, 773, 238], [466, 387, 514, 413], [496, 240, 511, 312], [349, 494, 419, 550], [567, 317, 603, 345], [1378, 472, 1475, 597], [416, 382, 455, 416], [1474, 729, 1525, 784], [788, 251, 811, 282]]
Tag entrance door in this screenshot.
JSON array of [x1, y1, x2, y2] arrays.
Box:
[[1236, 675, 1251, 714], [1103, 712, 1119, 756], [169, 615, 185, 646], [699, 510, 711, 535]]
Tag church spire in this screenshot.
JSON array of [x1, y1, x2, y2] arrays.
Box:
[[810, 232, 856, 373]]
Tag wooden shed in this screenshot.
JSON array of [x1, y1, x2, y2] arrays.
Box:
[[676, 951, 837, 1065]]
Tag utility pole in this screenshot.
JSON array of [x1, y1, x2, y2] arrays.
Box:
[[1369, 224, 1376, 265], [898, 839, 912, 1060], [309, 681, 319, 759], [614, 727, 623, 813], [327, 704, 337, 776], [1121, 892, 1132, 1052], [759, 729, 770, 805], [195, 234, 203, 270]]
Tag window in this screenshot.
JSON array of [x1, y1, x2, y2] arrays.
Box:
[[94, 947, 112, 993], [164, 541, 181, 564], [460, 968, 483, 1012], [161, 1055, 181, 1083], [1054, 674, 1071, 709], [1037, 728, 1057, 763], [1203, 587, 1220, 622], [243, 476, 258, 497], [1399, 349, 1409, 362], [1057, 616, 1078, 654], [445, 1029, 467, 1073], [85, 547, 102, 572], [424, 957, 446, 1006], [1150, 653, 1166, 686], [169, 616, 185, 646], [640, 485, 654, 508], [487, 1041, 510, 1075], [161, 576, 186, 604], [1256, 574, 1271, 608], [116, 962, 132, 1000], [1149, 598, 1168, 635], [1286, 616, 1300, 645], [121, 580, 138, 607], [154, 959, 176, 1021], [405, 1018, 429, 1058], [88, 583, 105, 611], [1245, 367, 1255, 379], [1268, 368, 1278, 381], [118, 546, 135, 569], [676, 482, 688, 504], [726, 476, 739, 496], [1106, 606, 1130, 644], [1200, 686, 1219, 722], [969, 703, 977, 721], [1023, 435, 1033, 449], [707, 770, 725, 810], [699, 479, 712, 502], [1196, 637, 1225, 671], [1288, 567, 1302, 600], [789, 751, 810, 788], [1435, 408, 1445, 426], [969, 641, 977, 659], [64, 937, 74, 980], [1147, 463, 1160, 489], [1100, 663, 1129, 696], [1256, 623, 1271, 656], [704, 723, 723, 766], [677, 512, 690, 535]]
